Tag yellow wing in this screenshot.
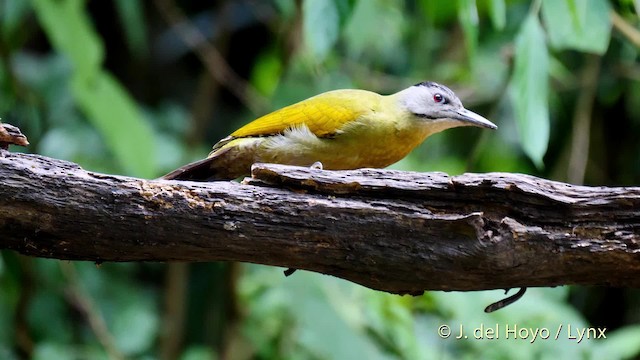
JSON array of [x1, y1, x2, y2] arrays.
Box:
[[230, 89, 382, 138]]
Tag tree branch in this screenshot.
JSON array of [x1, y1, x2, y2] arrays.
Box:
[[1, 152, 639, 295], [611, 10, 640, 49], [0, 122, 29, 149]]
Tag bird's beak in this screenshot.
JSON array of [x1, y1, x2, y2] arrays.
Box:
[[452, 108, 497, 129]]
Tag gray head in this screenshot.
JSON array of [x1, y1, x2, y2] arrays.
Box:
[[397, 81, 497, 130]]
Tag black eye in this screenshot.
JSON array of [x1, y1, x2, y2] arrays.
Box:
[[433, 93, 445, 104]]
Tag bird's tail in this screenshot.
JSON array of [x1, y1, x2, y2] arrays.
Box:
[[161, 157, 224, 181], [161, 146, 251, 181]]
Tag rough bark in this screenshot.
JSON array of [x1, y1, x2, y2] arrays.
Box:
[[1, 151, 639, 295]]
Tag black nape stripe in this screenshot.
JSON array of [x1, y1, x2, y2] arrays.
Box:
[[413, 81, 456, 99], [414, 113, 440, 120], [414, 81, 439, 88]]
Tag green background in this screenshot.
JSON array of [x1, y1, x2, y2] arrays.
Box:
[[2, 0, 640, 358]]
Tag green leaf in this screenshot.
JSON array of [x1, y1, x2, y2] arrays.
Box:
[[302, 0, 340, 62], [114, 0, 148, 58], [1, 0, 32, 43], [510, 13, 549, 168], [251, 48, 283, 97], [419, 0, 458, 25], [31, 0, 102, 77], [239, 266, 394, 359], [112, 297, 159, 355], [457, 0, 479, 62], [488, 0, 506, 30], [343, 0, 405, 65], [181, 346, 218, 360], [72, 73, 155, 177], [33, 343, 76, 360], [32, 0, 156, 177], [565, 0, 583, 30], [592, 325, 640, 359], [273, 0, 297, 18], [541, 0, 611, 54], [288, 275, 386, 360]]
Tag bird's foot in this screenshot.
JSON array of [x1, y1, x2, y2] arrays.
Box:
[[310, 161, 323, 170]]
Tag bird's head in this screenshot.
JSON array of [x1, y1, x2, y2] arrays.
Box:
[[397, 81, 497, 132]]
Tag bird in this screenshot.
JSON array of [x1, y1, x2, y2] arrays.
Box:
[[162, 81, 496, 181]]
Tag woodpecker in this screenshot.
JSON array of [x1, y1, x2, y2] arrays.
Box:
[[163, 81, 496, 181]]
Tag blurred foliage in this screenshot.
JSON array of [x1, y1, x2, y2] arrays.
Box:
[[1, 0, 640, 358]]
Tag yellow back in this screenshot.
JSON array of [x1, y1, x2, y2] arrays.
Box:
[[230, 89, 383, 138]]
